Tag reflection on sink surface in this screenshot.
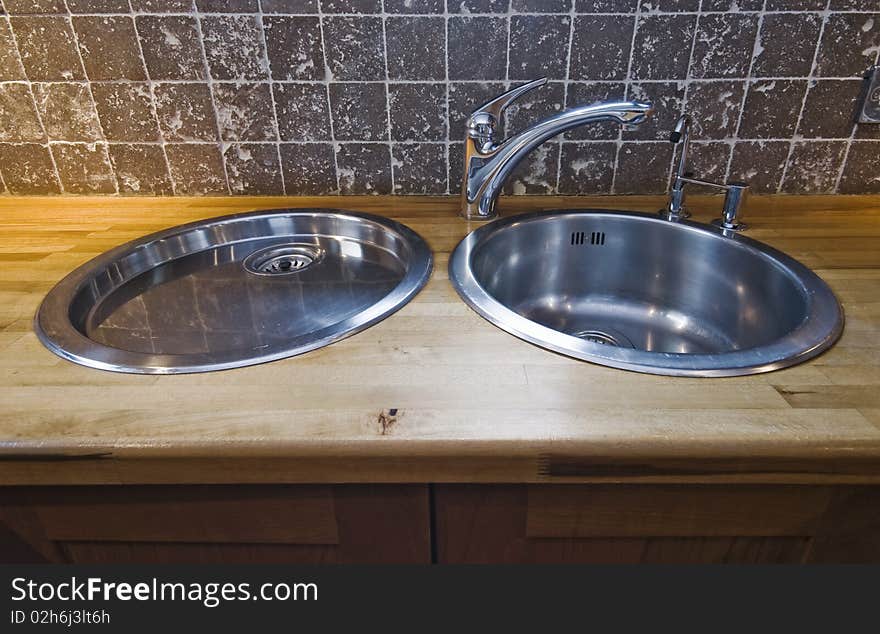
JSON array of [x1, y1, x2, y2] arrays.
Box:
[[450, 210, 843, 377], [36, 209, 432, 374]]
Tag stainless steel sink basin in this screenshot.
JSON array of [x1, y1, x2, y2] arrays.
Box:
[[450, 210, 843, 377], [36, 209, 432, 374]]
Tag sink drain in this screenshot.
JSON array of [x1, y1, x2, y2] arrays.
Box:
[[243, 243, 323, 276], [570, 329, 635, 348]]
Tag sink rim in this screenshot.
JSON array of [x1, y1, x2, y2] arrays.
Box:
[[35, 208, 433, 374], [449, 209, 844, 377]]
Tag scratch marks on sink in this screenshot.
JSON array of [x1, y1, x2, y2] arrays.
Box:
[[377, 408, 399, 435]]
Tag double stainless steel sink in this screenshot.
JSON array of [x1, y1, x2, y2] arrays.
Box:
[[36, 206, 843, 377]]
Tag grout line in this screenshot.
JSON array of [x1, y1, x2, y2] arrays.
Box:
[[611, 0, 642, 194], [724, 0, 767, 186], [444, 0, 450, 195], [316, 0, 341, 194], [778, 0, 831, 194], [129, 0, 177, 196], [380, 1, 395, 194], [556, 1, 576, 195], [256, 1, 287, 195], [63, 5, 118, 194], [192, 6, 232, 195]]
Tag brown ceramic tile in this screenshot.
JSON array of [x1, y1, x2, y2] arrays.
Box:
[[781, 141, 847, 193], [614, 141, 673, 195], [321, 0, 380, 11], [386, 17, 445, 81], [323, 17, 384, 81], [11, 16, 83, 80], [624, 82, 686, 141], [201, 15, 268, 81], [73, 16, 147, 81], [766, 0, 824, 9], [816, 13, 880, 78], [690, 14, 759, 80], [799, 79, 862, 139], [448, 82, 506, 140], [388, 83, 446, 142], [280, 143, 336, 195], [224, 143, 283, 195], [166, 143, 228, 195], [564, 82, 627, 141], [391, 143, 447, 195], [631, 15, 696, 81], [513, 0, 570, 10], [91, 83, 160, 142], [448, 142, 463, 195], [574, 0, 637, 10], [502, 141, 559, 195], [728, 140, 790, 193], [131, 0, 194, 11], [509, 15, 571, 81], [0, 143, 59, 194], [52, 142, 117, 194], [32, 82, 101, 142], [3, 1, 66, 13], [738, 80, 807, 139], [701, 0, 762, 9], [262, 0, 318, 11], [263, 16, 324, 82], [212, 82, 277, 142], [274, 83, 331, 142], [685, 80, 745, 140], [108, 144, 173, 196], [569, 15, 634, 81], [196, 0, 258, 10], [449, 0, 509, 12], [136, 15, 205, 81], [638, 0, 698, 9], [558, 142, 617, 195], [839, 141, 880, 194], [448, 17, 507, 81], [335, 143, 392, 195], [386, 0, 444, 12], [504, 81, 564, 137], [329, 82, 388, 142], [154, 82, 218, 142], [0, 18, 25, 80], [0, 82, 43, 141], [752, 13, 822, 79], [676, 141, 732, 194], [67, 0, 129, 11]]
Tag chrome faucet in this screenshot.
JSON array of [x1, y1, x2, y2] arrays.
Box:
[[461, 78, 653, 220], [663, 114, 749, 232]]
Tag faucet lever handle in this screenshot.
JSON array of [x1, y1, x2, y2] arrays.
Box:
[[472, 77, 548, 121]]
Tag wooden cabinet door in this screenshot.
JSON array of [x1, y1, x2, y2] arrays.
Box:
[[434, 484, 880, 564], [0, 484, 430, 564]]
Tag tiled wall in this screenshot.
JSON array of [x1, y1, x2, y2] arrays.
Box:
[[0, 0, 877, 196]]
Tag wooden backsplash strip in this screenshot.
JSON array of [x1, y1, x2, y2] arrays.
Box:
[[0, 1, 877, 196]]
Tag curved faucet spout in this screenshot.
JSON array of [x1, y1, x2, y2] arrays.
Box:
[[461, 96, 653, 220]]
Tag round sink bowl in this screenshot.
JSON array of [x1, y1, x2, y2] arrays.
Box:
[[36, 209, 432, 374], [450, 210, 843, 377]]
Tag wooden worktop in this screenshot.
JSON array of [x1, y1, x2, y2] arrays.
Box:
[[1, 194, 880, 486]]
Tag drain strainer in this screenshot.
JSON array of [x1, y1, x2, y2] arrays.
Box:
[[570, 328, 635, 348], [243, 243, 323, 276]]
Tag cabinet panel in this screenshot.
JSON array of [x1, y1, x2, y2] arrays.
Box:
[[0, 484, 430, 564], [435, 484, 879, 564]]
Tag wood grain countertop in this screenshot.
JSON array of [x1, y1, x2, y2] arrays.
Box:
[[1, 194, 880, 486]]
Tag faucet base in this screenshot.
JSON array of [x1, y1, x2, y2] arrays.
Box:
[[711, 218, 747, 232], [658, 208, 691, 222]]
